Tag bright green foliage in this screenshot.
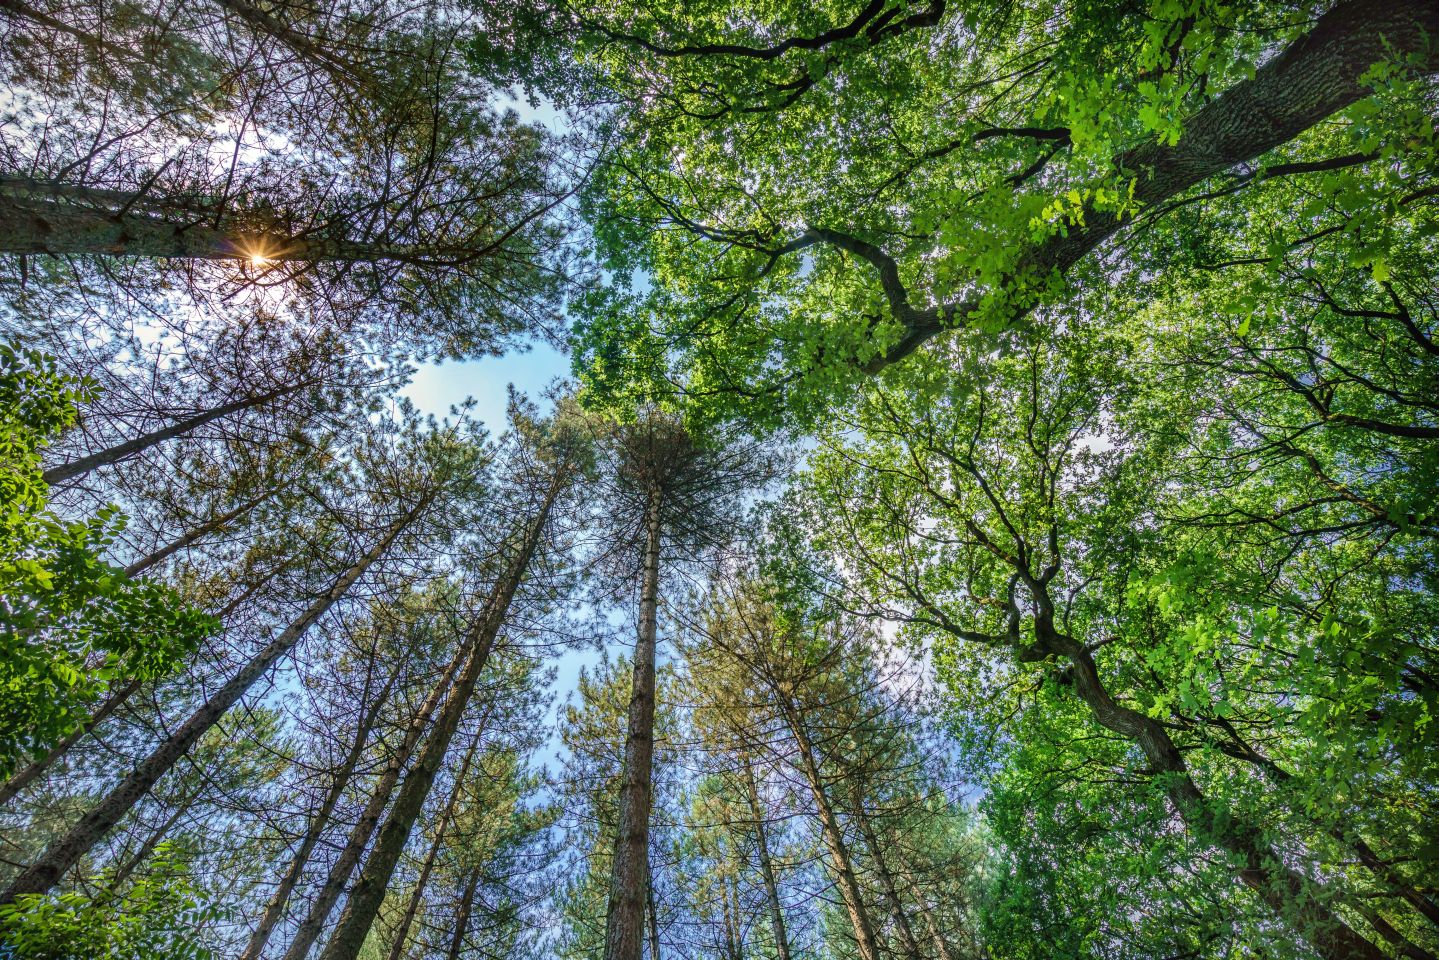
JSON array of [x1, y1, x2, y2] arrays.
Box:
[[0, 843, 223, 960], [567, 0, 1437, 428], [0, 344, 217, 777]]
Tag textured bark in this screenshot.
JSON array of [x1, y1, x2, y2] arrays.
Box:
[[850, 787, 923, 960], [382, 728, 486, 960], [782, 702, 881, 960], [276, 642, 469, 960], [315, 473, 564, 960], [604, 486, 664, 960], [0, 498, 428, 904], [239, 661, 402, 960], [42, 382, 307, 485], [0, 187, 463, 264], [0, 677, 141, 807], [848, 0, 1439, 371], [743, 758, 793, 960], [124, 488, 276, 577]]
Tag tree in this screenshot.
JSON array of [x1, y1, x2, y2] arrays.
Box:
[[590, 410, 775, 960], [0, 342, 214, 780], [569, 0, 1439, 425]]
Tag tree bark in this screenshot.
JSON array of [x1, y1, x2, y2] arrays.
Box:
[[276, 641, 469, 960], [315, 471, 565, 960], [782, 701, 881, 960], [604, 485, 664, 960], [382, 728, 486, 960], [0, 677, 141, 807], [444, 868, 483, 960], [239, 659, 403, 960], [850, 785, 923, 960], [42, 382, 308, 486], [743, 757, 793, 960], [124, 488, 276, 577], [0, 496, 430, 904]]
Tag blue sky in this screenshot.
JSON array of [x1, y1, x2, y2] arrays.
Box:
[[402, 340, 571, 429]]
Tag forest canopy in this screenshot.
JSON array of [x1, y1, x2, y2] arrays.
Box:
[[0, 2, 1435, 960]]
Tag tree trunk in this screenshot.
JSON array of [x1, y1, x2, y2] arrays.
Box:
[[105, 785, 199, 891], [124, 488, 276, 577], [604, 485, 664, 960], [239, 659, 403, 960], [0, 188, 442, 263], [443, 868, 483, 960], [0, 677, 141, 807], [850, 785, 923, 960], [316, 472, 564, 960], [382, 727, 486, 960], [1036, 622, 1385, 960], [647, 860, 662, 960], [743, 757, 793, 960], [276, 642, 469, 960], [782, 702, 881, 960], [43, 382, 308, 485], [0, 497, 429, 904]]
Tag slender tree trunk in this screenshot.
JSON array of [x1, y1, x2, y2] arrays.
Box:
[[604, 485, 664, 960], [921, 901, 957, 960], [43, 382, 308, 485], [0, 497, 429, 903], [743, 757, 793, 960], [782, 703, 881, 960], [105, 786, 199, 891], [646, 860, 661, 960], [124, 488, 276, 577], [850, 786, 923, 960], [276, 642, 469, 960], [1033, 620, 1385, 960], [444, 868, 482, 960], [382, 728, 486, 960], [316, 472, 565, 960], [239, 661, 403, 960], [0, 677, 141, 807]]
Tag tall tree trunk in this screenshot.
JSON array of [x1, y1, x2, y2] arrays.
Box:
[[781, 702, 881, 960], [0, 677, 141, 807], [43, 382, 308, 486], [239, 660, 403, 960], [444, 868, 483, 960], [604, 485, 663, 960], [0, 497, 430, 904], [1032, 619, 1385, 960], [276, 642, 469, 960], [124, 488, 277, 577], [646, 859, 661, 960], [0, 187, 441, 263], [382, 728, 486, 960], [849, 785, 923, 960], [743, 757, 793, 960], [316, 472, 565, 960]]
